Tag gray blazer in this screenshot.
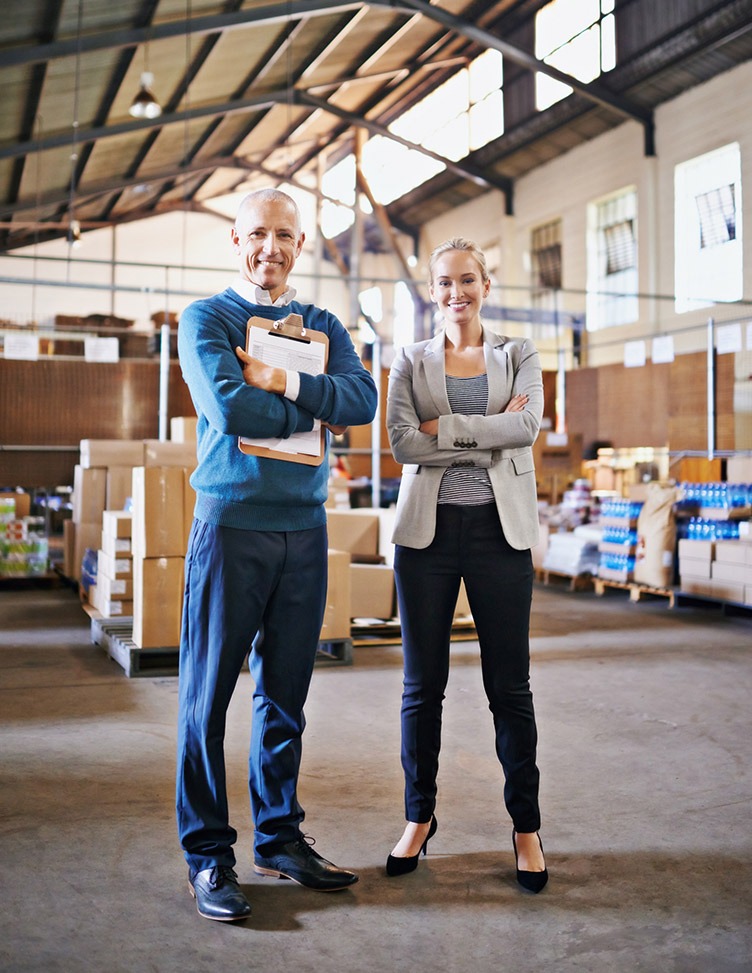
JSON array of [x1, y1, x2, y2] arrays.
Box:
[[387, 325, 543, 551]]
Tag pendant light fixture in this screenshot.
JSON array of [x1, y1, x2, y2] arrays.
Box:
[[129, 69, 162, 119]]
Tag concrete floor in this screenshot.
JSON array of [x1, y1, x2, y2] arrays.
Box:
[[0, 581, 750, 973]]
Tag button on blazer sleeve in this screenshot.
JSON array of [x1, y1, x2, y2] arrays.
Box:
[[387, 346, 494, 468]]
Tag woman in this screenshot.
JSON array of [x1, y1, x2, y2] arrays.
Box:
[[385, 237, 548, 893]]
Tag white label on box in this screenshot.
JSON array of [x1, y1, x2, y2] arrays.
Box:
[[716, 322, 742, 355], [624, 340, 646, 368], [651, 335, 674, 364], [84, 337, 120, 363], [4, 332, 39, 361]]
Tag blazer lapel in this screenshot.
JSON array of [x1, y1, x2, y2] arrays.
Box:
[[422, 329, 451, 416], [483, 327, 510, 416]]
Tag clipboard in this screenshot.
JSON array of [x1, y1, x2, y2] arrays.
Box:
[[238, 313, 329, 466]]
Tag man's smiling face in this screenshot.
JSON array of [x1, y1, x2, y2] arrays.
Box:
[[231, 196, 305, 302]]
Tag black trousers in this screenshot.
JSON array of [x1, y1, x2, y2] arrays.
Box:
[[394, 502, 541, 832]]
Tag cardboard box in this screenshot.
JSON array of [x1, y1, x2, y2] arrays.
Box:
[[102, 510, 132, 538], [726, 456, 752, 482], [321, 550, 351, 640], [376, 507, 397, 567], [63, 519, 76, 579], [132, 555, 184, 648], [714, 539, 752, 564], [326, 509, 379, 560], [709, 579, 745, 603], [0, 492, 31, 518], [106, 466, 134, 510], [454, 580, 471, 619], [96, 572, 133, 601], [677, 539, 715, 562], [680, 577, 713, 597], [97, 549, 132, 580], [710, 561, 747, 583], [183, 468, 196, 550], [170, 416, 198, 443], [80, 439, 144, 469], [72, 465, 107, 524], [350, 563, 395, 619], [131, 466, 186, 557], [72, 522, 102, 582], [143, 439, 197, 469], [101, 532, 131, 557], [678, 556, 711, 580], [98, 596, 133, 618]]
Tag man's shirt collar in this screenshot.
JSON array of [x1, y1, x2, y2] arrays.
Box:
[[231, 278, 297, 307]]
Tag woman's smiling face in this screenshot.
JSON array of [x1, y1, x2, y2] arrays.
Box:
[[428, 249, 490, 326]]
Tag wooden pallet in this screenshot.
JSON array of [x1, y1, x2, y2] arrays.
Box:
[[351, 616, 477, 647], [535, 568, 595, 592], [88, 609, 353, 677], [593, 577, 676, 608]]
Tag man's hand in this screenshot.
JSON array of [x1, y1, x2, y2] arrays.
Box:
[[235, 346, 286, 394]]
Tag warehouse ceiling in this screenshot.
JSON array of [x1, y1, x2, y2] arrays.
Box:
[[0, 0, 751, 257]]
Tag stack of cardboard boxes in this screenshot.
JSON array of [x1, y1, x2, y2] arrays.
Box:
[[94, 511, 133, 617], [69, 423, 198, 649], [327, 509, 395, 620], [131, 465, 189, 649], [678, 535, 752, 607]]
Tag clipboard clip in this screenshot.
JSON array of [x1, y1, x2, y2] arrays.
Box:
[[270, 312, 306, 339]]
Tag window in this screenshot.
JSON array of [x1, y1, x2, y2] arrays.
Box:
[[675, 143, 743, 313], [586, 188, 638, 330], [530, 220, 562, 337], [531, 220, 562, 291], [535, 0, 616, 111], [320, 49, 504, 235], [696, 185, 736, 248]]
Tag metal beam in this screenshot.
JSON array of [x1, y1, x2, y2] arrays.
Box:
[[294, 91, 513, 199], [355, 165, 424, 310], [0, 91, 283, 163], [0, 1, 368, 69], [371, 0, 656, 153]]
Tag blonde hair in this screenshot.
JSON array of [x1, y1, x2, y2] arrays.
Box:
[[428, 237, 491, 286]]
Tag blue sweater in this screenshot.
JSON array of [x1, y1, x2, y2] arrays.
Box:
[[178, 288, 378, 531]]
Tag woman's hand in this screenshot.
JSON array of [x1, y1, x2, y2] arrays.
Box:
[[235, 345, 286, 394], [419, 418, 440, 436], [324, 423, 348, 436], [504, 393, 528, 413]]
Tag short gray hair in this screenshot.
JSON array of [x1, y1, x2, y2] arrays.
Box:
[[236, 188, 302, 233]]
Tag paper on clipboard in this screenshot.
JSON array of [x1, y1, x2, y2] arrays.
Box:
[[238, 315, 329, 464]]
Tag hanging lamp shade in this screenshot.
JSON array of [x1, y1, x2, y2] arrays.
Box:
[[129, 72, 162, 119]]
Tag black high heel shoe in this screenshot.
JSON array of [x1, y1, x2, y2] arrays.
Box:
[[512, 829, 548, 893], [386, 815, 438, 877]]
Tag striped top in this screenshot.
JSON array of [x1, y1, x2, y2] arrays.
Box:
[[437, 373, 495, 506]]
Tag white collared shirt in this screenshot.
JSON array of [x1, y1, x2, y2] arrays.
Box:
[[231, 278, 300, 401], [231, 277, 297, 307]]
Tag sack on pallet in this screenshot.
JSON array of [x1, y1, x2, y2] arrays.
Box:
[[633, 485, 677, 589]]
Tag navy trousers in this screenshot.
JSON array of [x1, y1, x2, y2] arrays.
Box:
[[394, 502, 541, 833], [176, 519, 328, 873]]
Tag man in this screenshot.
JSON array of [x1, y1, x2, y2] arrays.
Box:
[[176, 188, 378, 922]]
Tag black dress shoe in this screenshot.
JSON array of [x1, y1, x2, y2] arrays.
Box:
[[189, 866, 252, 921], [386, 815, 438, 877], [254, 835, 358, 891], [512, 830, 549, 894]]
